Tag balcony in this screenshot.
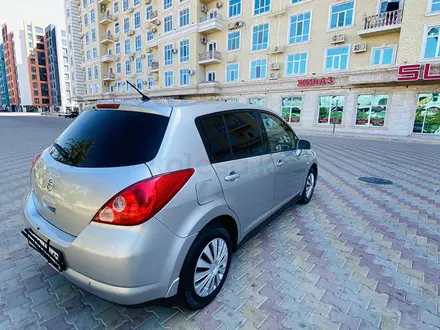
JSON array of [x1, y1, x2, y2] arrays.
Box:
[[199, 14, 225, 34], [359, 9, 402, 37], [100, 33, 114, 44], [99, 12, 114, 25], [199, 51, 222, 65], [101, 54, 117, 63], [150, 61, 159, 72], [148, 11, 158, 22], [98, 0, 111, 4], [103, 73, 116, 81]]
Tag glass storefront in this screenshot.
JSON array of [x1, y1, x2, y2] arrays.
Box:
[[318, 96, 344, 124], [281, 97, 302, 123], [248, 98, 265, 107], [356, 94, 388, 127], [413, 93, 440, 134]]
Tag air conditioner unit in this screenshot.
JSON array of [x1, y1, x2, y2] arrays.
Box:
[[226, 54, 236, 63], [201, 5, 208, 13], [141, 54, 146, 59], [331, 33, 345, 44], [270, 72, 279, 80], [112, 16, 118, 22], [236, 21, 244, 28], [216, 2, 223, 8], [188, 69, 195, 75], [151, 27, 157, 33], [129, 7, 134, 13], [127, 30, 135, 36], [154, 19, 161, 26], [200, 37, 208, 44], [353, 42, 367, 53], [172, 48, 178, 54], [271, 62, 281, 70], [273, 46, 284, 53], [129, 55, 134, 61], [114, 35, 120, 42], [147, 48, 153, 53], [145, 0, 152, 4]]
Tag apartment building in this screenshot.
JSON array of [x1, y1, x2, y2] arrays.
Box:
[[2, 24, 21, 110], [80, 0, 440, 137], [0, 44, 10, 107], [65, 0, 86, 106]]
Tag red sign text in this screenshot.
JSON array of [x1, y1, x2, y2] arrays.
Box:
[[297, 77, 335, 87], [397, 63, 440, 82]]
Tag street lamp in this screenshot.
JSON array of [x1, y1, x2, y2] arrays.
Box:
[[333, 96, 340, 134]]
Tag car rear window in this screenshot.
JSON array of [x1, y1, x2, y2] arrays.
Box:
[[49, 110, 169, 167]]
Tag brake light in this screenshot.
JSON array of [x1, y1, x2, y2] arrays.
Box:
[[96, 103, 120, 109], [93, 168, 195, 226], [30, 153, 42, 176]]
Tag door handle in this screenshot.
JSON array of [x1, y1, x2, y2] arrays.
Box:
[[225, 172, 240, 182], [276, 160, 285, 167]]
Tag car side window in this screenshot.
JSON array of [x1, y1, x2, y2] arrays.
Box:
[[260, 113, 298, 152], [223, 111, 265, 158], [198, 115, 232, 162]]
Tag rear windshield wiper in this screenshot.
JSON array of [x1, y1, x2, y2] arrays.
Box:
[[53, 142, 70, 160]]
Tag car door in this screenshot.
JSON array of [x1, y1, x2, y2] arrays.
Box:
[[197, 111, 275, 237], [260, 112, 307, 211]]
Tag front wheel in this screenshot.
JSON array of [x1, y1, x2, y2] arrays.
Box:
[[298, 168, 316, 204], [179, 225, 232, 310]]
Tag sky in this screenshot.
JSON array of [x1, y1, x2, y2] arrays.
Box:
[[0, 0, 66, 33]]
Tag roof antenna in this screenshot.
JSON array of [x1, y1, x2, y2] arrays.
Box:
[[126, 80, 150, 102]]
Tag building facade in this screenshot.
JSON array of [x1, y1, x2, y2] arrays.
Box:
[[80, 0, 440, 137], [2, 24, 20, 110], [65, 0, 86, 107], [46, 24, 73, 112], [0, 44, 10, 107]]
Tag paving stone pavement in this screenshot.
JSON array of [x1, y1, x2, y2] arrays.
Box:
[[0, 116, 440, 330]]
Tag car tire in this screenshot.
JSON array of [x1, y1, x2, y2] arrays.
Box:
[[298, 167, 317, 204], [179, 224, 232, 310]]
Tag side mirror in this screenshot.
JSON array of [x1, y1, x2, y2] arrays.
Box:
[[298, 139, 311, 150]]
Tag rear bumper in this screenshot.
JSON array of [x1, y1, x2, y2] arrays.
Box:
[[22, 191, 196, 305]]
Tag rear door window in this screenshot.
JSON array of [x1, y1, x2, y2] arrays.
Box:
[[50, 110, 169, 167]]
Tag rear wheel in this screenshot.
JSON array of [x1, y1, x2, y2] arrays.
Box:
[[179, 224, 232, 310], [298, 168, 316, 204]]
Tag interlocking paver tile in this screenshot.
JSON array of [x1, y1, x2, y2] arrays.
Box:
[[1, 117, 440, 329]]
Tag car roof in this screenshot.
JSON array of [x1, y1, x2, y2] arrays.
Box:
[[86, 99, 270, 118]]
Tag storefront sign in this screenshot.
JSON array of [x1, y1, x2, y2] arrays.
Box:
[[297, 77, 335, 87], [397, 63, 440, 82]]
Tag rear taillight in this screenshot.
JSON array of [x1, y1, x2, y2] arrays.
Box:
[[30, 153, 42, 177], [93, 168, 195, 226]]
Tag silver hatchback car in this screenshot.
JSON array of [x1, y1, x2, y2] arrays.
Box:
[[22, 100, 318, 310]]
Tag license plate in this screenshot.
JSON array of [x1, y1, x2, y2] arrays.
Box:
[[21, 228, 66, 272]]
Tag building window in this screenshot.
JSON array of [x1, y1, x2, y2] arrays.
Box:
[[229, 0, 242, 17], [180, 69, 190, 85], [146, 6, 152, 19], [126, 82, 132, 92], [115, 23, 120, 34], [135, 35, 142, 51], [165, 71, 174, 87], [136, 78, 143, 90], [286, 52, 308, 75], [179, 8, 190, 27], [147, 31, 154, 41], [117, 82, 122, 92], [330, 1, 354, 29], [164, 44, 173, 65], [431, 0, 440, 12], [164, 15, 173, 33], [87, 67, 92, 80], [116, 62, 122, 73], [125, 39, 131, 54], [134, 12, 141, 29], [147, 77, 154, 89], [424, 26, 440, 59], [289, 12, 311, 44], [90, 9, 96, 24], [123, 0, 128, 11], [249, 98, 265, 106], [85, 32, 90, 45], [250, 59, 267, 79], [227, 31, 240, 51], [124, 18, 130, 33], [252, 23, 269, 51], [114, 1, 119, 13], [254, 0, 270, 15], [116, 43, 121, 54], [146, 54, 154, 67], [136, 57, 142, 73], [86, 50, 91, 60], [94, 65, 99, 79], [356, 95, 388, 127], [206, 71, 216, 82], [125, 60, 131, 74], [179, 39, 190, 62], [134, 0, 140, 6], [371, 46, 395, 65], [325, 46, 349, 71], [164, 0, 172, 10], [318, 96, 344, 125], [292, 0, 307, 3], [93, 48, 97, 58], [226, 63, 239, 82], [413, 93, 440, 134], [91, 28, 96, 42], [84, 14, 89, 28], [281, 97, 302, 123]]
